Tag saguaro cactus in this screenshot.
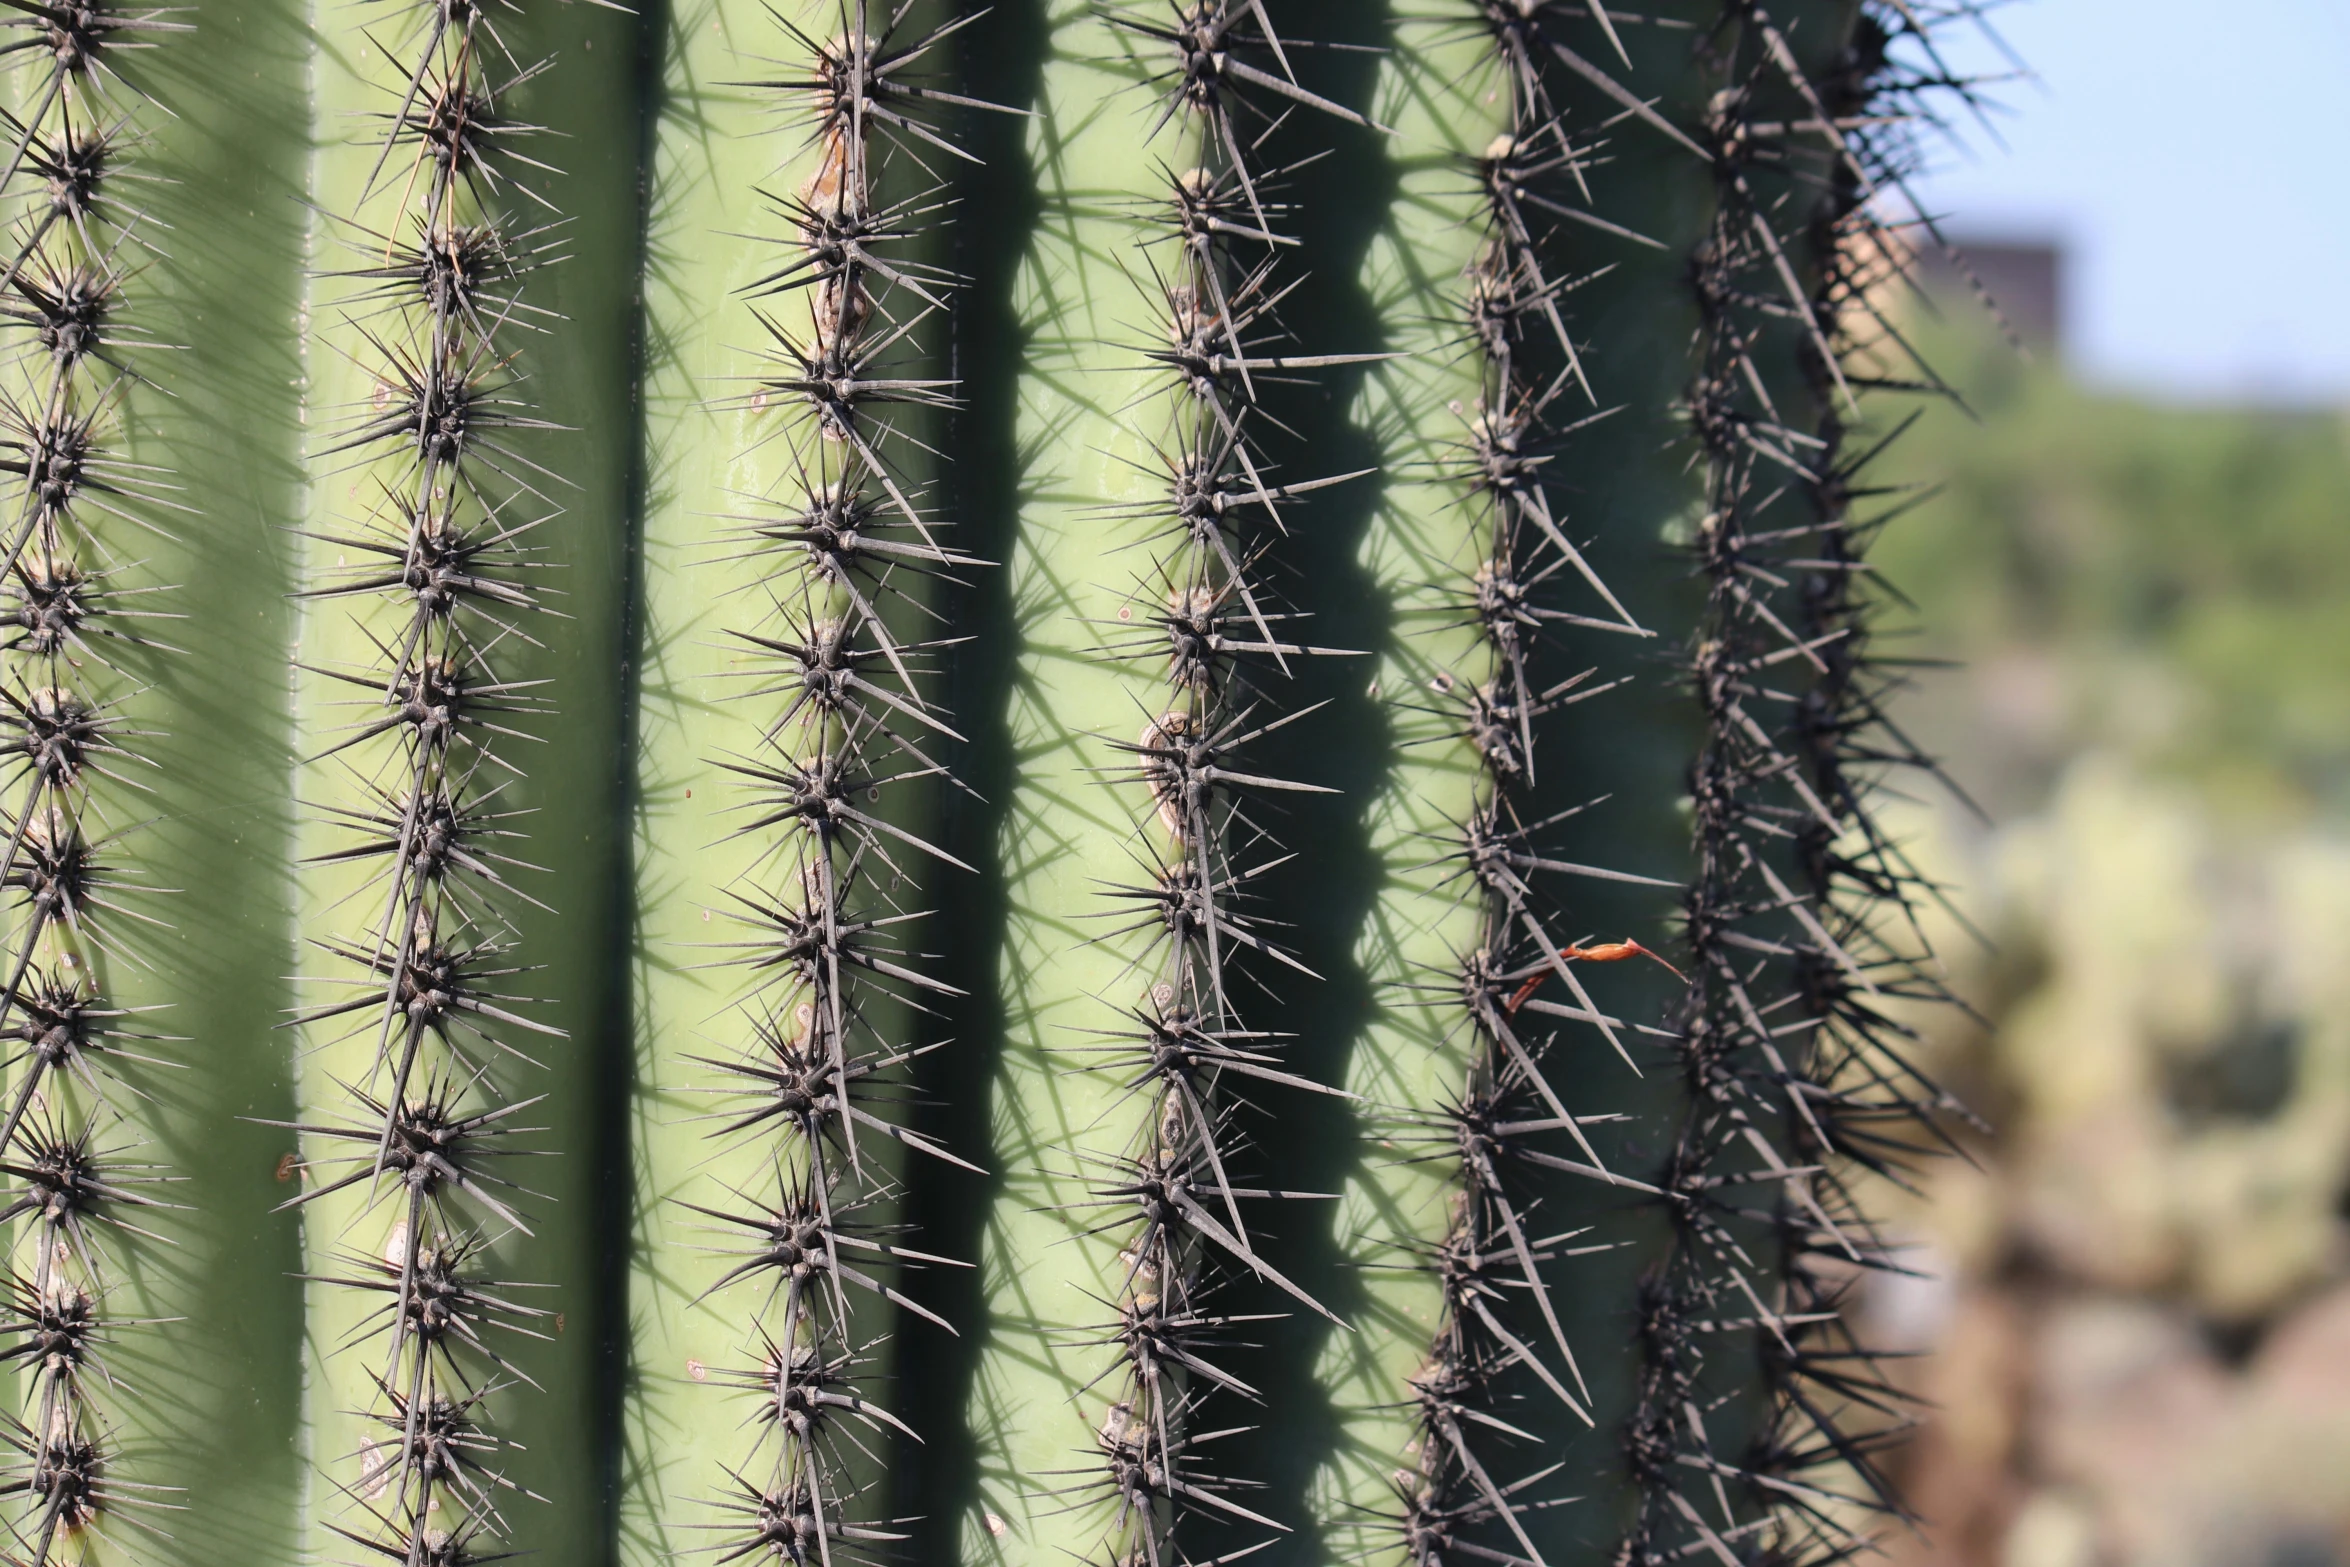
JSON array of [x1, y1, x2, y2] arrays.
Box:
[[0, 0, 1988, 1563]]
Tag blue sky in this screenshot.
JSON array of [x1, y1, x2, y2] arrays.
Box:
[[1907, 0, 2350, 402]]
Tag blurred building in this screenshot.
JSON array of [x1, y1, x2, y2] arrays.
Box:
[[1918, 237, 2065, 352]]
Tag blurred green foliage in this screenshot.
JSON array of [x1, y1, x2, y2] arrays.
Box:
[[1873, 322, 2350, 817], [1856, 305, 2350, 1567]]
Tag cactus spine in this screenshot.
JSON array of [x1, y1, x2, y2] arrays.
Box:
[[1658, 10, 1975, 1566], [1305, 3, 1691, 1562], [1296, 5, 1984, 1566], [622, 2, 1015, 1560], [0, 0, 1999, 1561], [0, 2, 189, 1560], [954, 4, 1389, 1560], [288, 0, 640, 1561]]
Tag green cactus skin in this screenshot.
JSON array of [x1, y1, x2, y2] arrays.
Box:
[[1291, 6, 1980, 1567], [612, 1, 809, 1552], [1291, 16, 1511, 1559], [0, 1, 1990, 1562], [934, 4, 1400, 1563], [0, 6, 206, 1565], [286, 1, 644, 1563], [621, 1, 1005, 1560], [1462, 9, 1968, 1567], [74, 10, 319, 1562], [940, 8, 1211, 1554], [1297, 6, 1708, 1564]]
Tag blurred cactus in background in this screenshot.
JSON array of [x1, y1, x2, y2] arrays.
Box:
[[1853, 314, 2350, 1567]]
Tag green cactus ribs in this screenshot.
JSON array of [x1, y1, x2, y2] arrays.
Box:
[[0, 2, 190, 1563], [285, 0, 641, 1562], [949, 3, 1396, 1560], [0, 0, 2019, 1562], [618, 2, 1021, 1562]]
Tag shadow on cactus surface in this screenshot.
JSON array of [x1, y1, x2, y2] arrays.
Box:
[[0, 0, 2013, 1563]]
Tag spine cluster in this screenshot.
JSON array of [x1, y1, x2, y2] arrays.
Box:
[[684, 6, 1011, 1559], [1392, 6, 1672, 1562], [0, 4, 185, 1561], [1392, 4, 1988, 1563], [289, 8, 571, 1563], [1611, 7, 1975, 1567], [1071, 7, 1380, 1563]]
